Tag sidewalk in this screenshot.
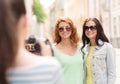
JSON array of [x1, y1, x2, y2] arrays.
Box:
[[115, 48, 120, 84]]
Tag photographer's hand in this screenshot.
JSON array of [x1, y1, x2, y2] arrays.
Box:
[[37, 39, 52, 56]]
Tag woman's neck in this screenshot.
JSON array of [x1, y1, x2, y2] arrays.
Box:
[[57, 39, 77, 49], [60, 39, 72, 45], [90, 39, 96, 46]]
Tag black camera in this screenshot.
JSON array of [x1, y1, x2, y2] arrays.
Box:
[[25, 36, 48, 53]]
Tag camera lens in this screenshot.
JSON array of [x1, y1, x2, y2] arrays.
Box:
[[34, 43, 40, 52]]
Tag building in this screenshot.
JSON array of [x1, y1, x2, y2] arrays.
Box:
[[110, 0, 120, 48]]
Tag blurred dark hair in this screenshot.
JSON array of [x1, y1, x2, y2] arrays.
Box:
[[0, 0, 26, 84], [81, 18, 109, 49]]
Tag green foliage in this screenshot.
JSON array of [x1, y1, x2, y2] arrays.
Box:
[[33, 0, 46, 23]]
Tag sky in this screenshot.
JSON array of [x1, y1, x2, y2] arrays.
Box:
[[40, 0, 55, 8]]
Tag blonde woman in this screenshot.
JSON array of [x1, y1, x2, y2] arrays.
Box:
[[52, 17, 84, 84]]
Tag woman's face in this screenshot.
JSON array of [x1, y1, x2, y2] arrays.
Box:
[[84, 20, 97, 40], [58, 22, 72, 39]]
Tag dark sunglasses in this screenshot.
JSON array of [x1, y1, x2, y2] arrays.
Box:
[[59, 26, 71, 32], [84, 26, 96, 31]]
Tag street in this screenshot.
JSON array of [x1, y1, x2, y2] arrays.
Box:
[[115, 48, 120, 84]]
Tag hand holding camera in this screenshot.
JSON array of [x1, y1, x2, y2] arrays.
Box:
[[25, 36, 53, 56], [37, 38, 53, 56]]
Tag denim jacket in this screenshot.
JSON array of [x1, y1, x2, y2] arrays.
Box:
[[83, 40, 116, 84]]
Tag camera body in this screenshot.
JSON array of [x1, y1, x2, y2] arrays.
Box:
[[25, 35, 53, 55], [25, 36, 40, 53]]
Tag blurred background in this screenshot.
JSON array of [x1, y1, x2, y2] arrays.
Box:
[[25, 0, 120, 48]]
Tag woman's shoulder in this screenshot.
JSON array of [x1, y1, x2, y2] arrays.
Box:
[[6, 57, 63, 84], [33, 57, 62, 71], [31, 56, 61, 69], [8, 56, 61, 73], [98, 39, 113, 48], [104, 42, 114, 48], [100, 42, 115, 53]]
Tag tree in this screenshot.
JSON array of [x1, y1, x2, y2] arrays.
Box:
[[33, 0, 46, 23]]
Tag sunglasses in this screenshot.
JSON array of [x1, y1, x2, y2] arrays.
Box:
[[84, 25, 96, 31], [59, 26, 71, 32]]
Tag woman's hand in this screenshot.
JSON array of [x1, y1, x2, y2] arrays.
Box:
[[37, 38, 53, 56]]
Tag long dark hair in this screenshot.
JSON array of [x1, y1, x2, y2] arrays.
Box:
[[81, 18, 109, 49], [0, 0, 26, 84]]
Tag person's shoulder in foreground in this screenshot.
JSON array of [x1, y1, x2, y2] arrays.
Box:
[[7, 56, 64, 84]]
